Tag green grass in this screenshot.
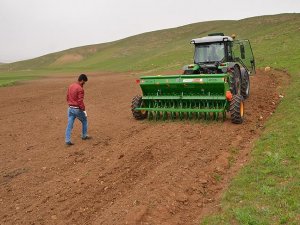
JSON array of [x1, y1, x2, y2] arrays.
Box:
[[0, 71, 43, 87], [1, 13, 300, 224]]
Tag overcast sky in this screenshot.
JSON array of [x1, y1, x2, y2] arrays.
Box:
[[1, 0, 299, 63]]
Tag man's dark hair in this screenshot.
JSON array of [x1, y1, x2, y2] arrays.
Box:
[[78, 74, 88, 82]]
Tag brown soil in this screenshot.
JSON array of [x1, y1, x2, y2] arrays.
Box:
[[0, 69, 289, 225]]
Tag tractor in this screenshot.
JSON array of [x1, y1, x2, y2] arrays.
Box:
[[131, 33, 255, 124]]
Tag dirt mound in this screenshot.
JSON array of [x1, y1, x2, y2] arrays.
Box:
[[53, 53, 83, 65], [0, 69, 289, 224]]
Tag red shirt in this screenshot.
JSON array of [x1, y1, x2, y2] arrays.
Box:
[[67, 82, 85, 110]]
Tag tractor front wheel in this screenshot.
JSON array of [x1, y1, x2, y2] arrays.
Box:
[[131, 95, 148, 120], [230, 94, 244, 124]]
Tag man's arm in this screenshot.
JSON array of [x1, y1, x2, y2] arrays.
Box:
[[77, 88, 85, 110]]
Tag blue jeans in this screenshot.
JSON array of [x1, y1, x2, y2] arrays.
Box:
[[65, 108, 88, 143]]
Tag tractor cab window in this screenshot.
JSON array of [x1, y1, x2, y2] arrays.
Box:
[[194, 42, 225, 64]]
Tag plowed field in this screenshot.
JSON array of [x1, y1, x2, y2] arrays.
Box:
[[0, 69, 289, 224]]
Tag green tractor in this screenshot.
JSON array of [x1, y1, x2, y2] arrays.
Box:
[[131, 33, 255, 124]]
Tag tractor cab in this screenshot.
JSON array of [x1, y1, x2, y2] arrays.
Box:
[[183, 33, 255, 75]]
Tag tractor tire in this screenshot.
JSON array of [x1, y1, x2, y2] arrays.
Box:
[[230, 94, 244, 124], [230, 66, 242, 95], [131, 95, 148, 120], [241, 70, 250, 99]]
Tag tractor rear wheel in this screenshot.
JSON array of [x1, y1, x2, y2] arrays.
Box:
[[230, 66, 242, 95], [131, 95, 148, 120], [241, 71, 250, 99], [230, 94, 244, 124]]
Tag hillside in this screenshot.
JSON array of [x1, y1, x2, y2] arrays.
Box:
[[0, 13, 299, 77]]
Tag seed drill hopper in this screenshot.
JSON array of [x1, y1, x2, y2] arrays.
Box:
[[131, 33, 255, 123]]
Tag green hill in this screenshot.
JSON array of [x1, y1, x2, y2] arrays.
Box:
[[0, 13, 300, 224], [0, 13, 299, 80]]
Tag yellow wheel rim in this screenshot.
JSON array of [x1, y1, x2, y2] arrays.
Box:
[[140, 101, 147, 115], [240, 101, 244, 117]]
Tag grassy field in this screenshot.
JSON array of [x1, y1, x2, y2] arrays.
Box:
[[1, 13, 300, 224]]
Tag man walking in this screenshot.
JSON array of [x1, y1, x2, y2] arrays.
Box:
[[65, 74, 91, 145]]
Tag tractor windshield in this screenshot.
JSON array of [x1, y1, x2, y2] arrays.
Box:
[[194, 42, 225, 64]]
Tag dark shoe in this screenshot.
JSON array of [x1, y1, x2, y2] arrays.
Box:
[[66, 141, 74, 146], [82, 135, 92, 140]]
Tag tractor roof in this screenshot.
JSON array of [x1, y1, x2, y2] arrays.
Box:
[[191, 35, 233, 44]]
